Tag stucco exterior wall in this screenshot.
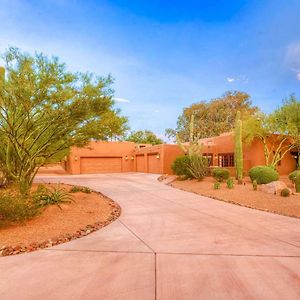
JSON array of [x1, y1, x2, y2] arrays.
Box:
[[62, 133, 296, 176], [66, 141, 135, 174]]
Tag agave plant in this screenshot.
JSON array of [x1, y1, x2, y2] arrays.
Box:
[[34, 185, 74, 209]]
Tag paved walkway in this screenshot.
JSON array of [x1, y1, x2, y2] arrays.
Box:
[[1, 173, 300, 299]]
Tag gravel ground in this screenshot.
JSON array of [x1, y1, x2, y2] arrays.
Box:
[[171, 176, 300, 218]]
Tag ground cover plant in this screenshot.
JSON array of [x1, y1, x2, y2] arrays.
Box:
[[70, 186, 92, 193]]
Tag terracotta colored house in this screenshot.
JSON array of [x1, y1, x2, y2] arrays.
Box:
[[43, 132, 297, 175], [199, 132, 297, 175], [64, 141, 183, 175]]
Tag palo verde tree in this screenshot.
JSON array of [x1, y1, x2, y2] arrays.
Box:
[[0, 47, 128, 195], [234, 111, 243, 183], [242, 113, 293, 168], [270, 95, 300, 169]]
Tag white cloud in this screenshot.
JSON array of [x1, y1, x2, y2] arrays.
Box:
[[114, 97, 130, 103], [154, 109, 160, 113], [226, 77, 235, 83], [226, 75, 248, 83], [297, 73, 300, 81], [286, 42, 300, 66]]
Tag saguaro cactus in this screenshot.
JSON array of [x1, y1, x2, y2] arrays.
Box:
[[234, 111, 243, 184], [296, 172, 300, 193], [176, 114, 202, 156]]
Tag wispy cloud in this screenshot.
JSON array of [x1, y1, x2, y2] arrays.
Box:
[[297, 73, 300, 81], [286, 42, 300, 66], [114, 97, 130, 103], [226, 75, 248, 83], [226, 77, 235, 83]]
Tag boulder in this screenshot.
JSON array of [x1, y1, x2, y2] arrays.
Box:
[[259, 181, 290, 195]]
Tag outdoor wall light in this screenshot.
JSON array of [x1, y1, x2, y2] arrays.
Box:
[[74, 156, 78, 161], [125, 156, 128, 160], [156, 154, 160, 159], [131, 156, 134, 160]]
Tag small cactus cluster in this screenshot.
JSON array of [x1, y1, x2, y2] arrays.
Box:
[[252, 180, 258, 191], [226, 178, 234, 189], [213, 182, 221, 190]]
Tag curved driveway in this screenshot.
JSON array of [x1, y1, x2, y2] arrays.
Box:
[[1, 173, 300, 299]]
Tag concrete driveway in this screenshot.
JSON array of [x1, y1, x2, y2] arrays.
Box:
[[1, 173, 300, 299]]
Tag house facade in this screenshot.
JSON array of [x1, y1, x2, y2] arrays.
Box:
[[42, 133, 297, 175]]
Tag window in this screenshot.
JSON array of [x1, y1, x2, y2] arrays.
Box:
[[218, 153, 234, 167], [203, 153, 213, 166]]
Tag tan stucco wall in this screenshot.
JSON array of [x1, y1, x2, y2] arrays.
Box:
[[66, 141, 135, 174]]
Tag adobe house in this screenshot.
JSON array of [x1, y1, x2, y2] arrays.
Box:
[[41, 132, 297, 175], [199, 132, 297, 175], [64, 141, 184, 175]]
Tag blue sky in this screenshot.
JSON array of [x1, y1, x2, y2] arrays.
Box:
[[0, 0, 300, 139]]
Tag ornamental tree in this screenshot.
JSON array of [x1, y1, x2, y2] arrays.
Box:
[[126, 130, 163, 145], [0, 47, 128, 194]]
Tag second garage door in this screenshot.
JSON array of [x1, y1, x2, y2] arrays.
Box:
[[136, 155, 145, 172], [147, 154, 160, 174], [80, 157, 122, 174]]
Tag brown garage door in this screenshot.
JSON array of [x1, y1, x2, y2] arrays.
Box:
[[80, 157, 122, 174], [147, 154, 160, 174], [136, 155, 145, 172]]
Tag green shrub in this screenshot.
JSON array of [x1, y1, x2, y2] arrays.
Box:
[[249, 166, 279, 184], [171, 155, 192, 178], [0, 192, 39, 226], [226, 178, 234, 189], [289, 170, 300, 183], [212, 168, 230, 182], [34, 185, 74, 209], [213, 182, 221, 189], [69, 185, 82, 193], [252, 180, 258, 191], [69, 185, 92, 193], [280, 188, 290, 197], [187, 155, 209, 181], [296, 172, 300, 193]]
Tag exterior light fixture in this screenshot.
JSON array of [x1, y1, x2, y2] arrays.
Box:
[[74, 156, 78, 161], [131, 156, 134, 160], [156, 154, 160, 159], [125, 156, 128, 160]]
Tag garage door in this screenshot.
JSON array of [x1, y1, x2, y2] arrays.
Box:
[[136, 155, 145, 172], [147, 154, 160, 174], [80, 157, 122, 174]]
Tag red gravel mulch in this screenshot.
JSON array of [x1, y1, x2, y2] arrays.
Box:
[[0, 184, 121, 257], [170, 176, 300, 219]]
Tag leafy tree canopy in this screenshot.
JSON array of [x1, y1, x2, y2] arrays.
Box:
[[0, 47, 128, 194], [126, 130, 163, 145], [165, 91, 258, 142]]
